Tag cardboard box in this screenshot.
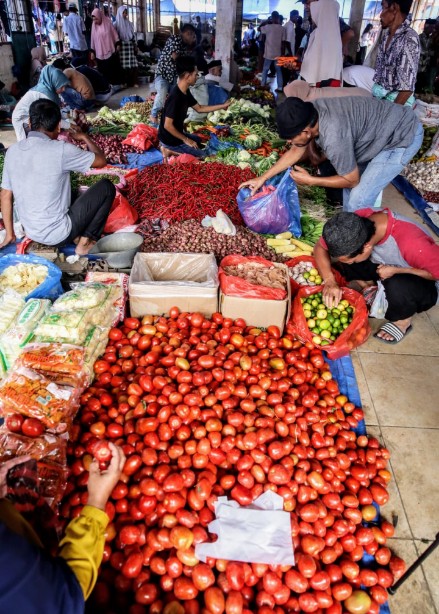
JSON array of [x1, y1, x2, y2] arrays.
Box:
[[219, 263, 291, 333], [129, 252, 218, 318]]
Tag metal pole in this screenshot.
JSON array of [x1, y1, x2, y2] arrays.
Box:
[[388, 533, 439, 595]]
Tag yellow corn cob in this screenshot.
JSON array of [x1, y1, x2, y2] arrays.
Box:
[[287, 249, 315, 257], [267, 238, 293, 247], [291, 238, 313, 252], [275, 231, 293, 240], [274, 246, 298, 254]]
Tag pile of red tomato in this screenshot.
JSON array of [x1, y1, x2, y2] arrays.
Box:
[[61, 309, 405, 614]]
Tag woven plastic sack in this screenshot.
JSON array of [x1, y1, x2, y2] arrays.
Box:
[[219, 255, 288, 300], [237, 169, 301, 236], [287, 285, 371, 359], [0, 254, 62, 300]]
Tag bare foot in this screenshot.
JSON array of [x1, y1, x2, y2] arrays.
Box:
[[375, 318, 411, 342], [75, 237, 96, 256]]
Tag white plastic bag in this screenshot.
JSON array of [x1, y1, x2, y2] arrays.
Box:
[[202, 209, 237, 236], [195, 491, 295, 565], [369, 281, 388, 319]]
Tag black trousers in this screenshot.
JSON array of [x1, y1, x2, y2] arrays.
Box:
[[57, 179, 115, 246], [336, 259, 438, 321]]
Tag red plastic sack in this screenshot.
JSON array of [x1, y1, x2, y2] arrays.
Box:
[[122, 124, 158, 151], [219, 255, 288, 300], [168, 154, 200, 164], [287, 285, 371, 359], [104, 192, 138, 233], [286, 255, 346, 296]]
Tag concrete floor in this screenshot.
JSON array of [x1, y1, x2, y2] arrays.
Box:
[[1, 80, 438, 614]]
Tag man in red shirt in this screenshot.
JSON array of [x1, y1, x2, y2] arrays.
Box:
[[314, 209, 439, 343]]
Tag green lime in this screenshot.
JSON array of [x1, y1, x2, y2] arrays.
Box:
[[307, 318, 316, 329], [320, 339, 330, 346], [312, 335, 322, 345], [331, 308, 340, 317], [340, 315, 348, 324], [320, 330, 331, 339], [316, 309, 328, 320], [319, 319, 331, 330]]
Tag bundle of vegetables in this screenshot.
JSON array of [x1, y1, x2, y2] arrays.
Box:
[[90, 106, 143, 129], [205, 148, 280, 175], [208, 99, 272, 125], [231, 123, 286, 150], [60, 310, 403, 613], [127, 162, 253, 224], [300, 215, 326, 246], [74, 134, 143, 165], [122, 100, 155, 121], [139, 219, 281, 262], [71, 172, 124, 192], [240, 87, 276, 108]]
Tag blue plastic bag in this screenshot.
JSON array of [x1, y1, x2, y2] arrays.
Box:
[[0, 255, 63, 300], [237, 168, 302, 236], [204, 134, 243, 156], [120, 95, 144, 107]]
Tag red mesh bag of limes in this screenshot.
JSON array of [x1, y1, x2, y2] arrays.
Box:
[[288, 285, 371, 358]]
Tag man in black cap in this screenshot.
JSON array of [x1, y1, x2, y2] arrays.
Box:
[[240, 96, 423, 212], [313, 210, 439, 344]]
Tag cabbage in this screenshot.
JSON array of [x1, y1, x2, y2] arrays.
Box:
[[244, 134, 263, 150], [237, 150, 251, 162]]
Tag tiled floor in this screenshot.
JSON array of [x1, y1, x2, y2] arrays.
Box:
[[353, 185, 439, 614], [1, 85, 438, 614]]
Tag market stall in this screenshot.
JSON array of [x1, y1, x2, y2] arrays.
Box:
[[0, 93, 408, 614]]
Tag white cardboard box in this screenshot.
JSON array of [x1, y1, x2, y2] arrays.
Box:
[[129, 252, 218, 317]]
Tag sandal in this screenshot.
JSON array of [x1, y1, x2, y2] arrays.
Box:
[[374, 322, 413, 345]]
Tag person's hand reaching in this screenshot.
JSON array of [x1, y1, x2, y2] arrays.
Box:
[[238, 176, 266, 196], [322, 280, 343, 309], [87, 443, 126, 512]]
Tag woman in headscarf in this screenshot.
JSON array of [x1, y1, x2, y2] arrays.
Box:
[[12, 65, 69, 141], [90, 8, 124, 85], [115, 5, 138, 86], [29, 47, 47, 87], [300, 0, 343, 86]]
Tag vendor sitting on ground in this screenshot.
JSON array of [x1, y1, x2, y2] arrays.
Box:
[[314, 210, 439, 344], [0, 99, 115, 256], [53, 58, 96, 111], [240, 96, 423, 212], [158, 56, 231, 158]]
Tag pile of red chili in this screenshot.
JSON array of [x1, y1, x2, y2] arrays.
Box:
[[127, 163, 254, 225]]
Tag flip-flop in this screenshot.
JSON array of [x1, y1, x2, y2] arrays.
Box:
[[374, 322, 413, 345]]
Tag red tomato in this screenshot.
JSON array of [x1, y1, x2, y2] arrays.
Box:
[[226, 562, 246, 591], [205, 586, 226, 614], [5, 413, 24, 433], [192, 563, 215, 591], [21, 418, 44, 438], [173, 577, 198, 600], [121, 552, 143, 578]]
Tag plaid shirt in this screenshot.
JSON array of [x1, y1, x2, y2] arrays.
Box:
[[374, 19, 420, 92], [156, 35, 189, 83]]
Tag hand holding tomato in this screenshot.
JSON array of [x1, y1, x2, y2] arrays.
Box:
[[87, 443, 126, 512]]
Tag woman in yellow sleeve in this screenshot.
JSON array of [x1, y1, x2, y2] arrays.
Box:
[[0, 443, 125, 613]]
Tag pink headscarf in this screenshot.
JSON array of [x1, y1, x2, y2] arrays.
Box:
[[91, 9, 119, 60]]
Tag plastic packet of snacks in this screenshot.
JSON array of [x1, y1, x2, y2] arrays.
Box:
[[33, 310, 94, 346], [15, 343, 88, 388], [85, 272, 129, 324], [0, 291, 25, 336], [0, 299, 51, 372], [0, 367, 80, 431]]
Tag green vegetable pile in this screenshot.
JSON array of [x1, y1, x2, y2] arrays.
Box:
[[208, 99, 273, 124], [90, 106, 143, 129], [412, 126, 437, 162], [71, 173, 121, 192], [205, 148, 280, 175]]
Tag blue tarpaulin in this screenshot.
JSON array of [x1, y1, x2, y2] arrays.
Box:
[[392, 175, 439, 237], [328, 354, 391, 614]]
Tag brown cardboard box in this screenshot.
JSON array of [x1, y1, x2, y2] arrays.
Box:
[[129, 252, 218, 318], [219, 263, 291, 333]]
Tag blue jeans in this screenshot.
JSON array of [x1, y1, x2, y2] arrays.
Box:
[[343, 123, 424, 212], [151, 75, 175, 119], [261, 58, 283, 89], [61, 87, 94, 111], [160, 133, 205, 158]]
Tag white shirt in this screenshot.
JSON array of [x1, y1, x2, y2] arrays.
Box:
[[284, 21, 296, 52]]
